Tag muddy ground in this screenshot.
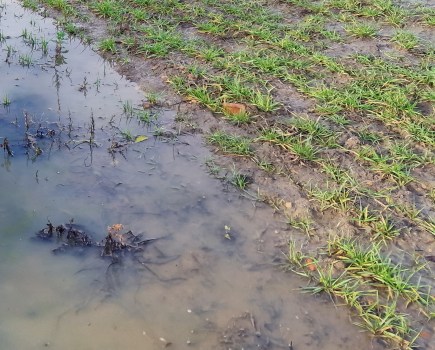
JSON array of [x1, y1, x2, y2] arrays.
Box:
[[10, 0, 435, 348]]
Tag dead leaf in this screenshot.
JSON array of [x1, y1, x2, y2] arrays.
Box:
[[420, 330, 432, 340], [223, 102, 246, 116], [305, 258, 316, 271], [135, 135, 148, 143], [108, 224, 123, 234]]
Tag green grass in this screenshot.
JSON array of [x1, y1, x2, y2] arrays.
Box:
[[121, 130, 134, 141], [136, 110, 157, 125], [223, 110, 250, 125], [207, 131, 252, 156], [18, 54, 33, 67], [286, 237, 432, 348], [230, 168, 252, 190], [39, 36, 49, 55], [2, 94, 11, 106], [372, 215, 400, 241], [248, 90, 280, 112], [99, 37, 117, 53], [122, 100, 134, 117], [391, 31, 419, 50], [287, 216, 314, 235], [345, 21, 378, 38], [22, 0, 38, 11], [329, 239, 432, 306], [307, 183, 353, 211]]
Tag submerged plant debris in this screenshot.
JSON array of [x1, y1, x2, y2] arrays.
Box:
[[36, 222, 159, 259]]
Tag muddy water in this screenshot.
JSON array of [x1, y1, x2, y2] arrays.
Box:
[[0, 1, 382, 349]]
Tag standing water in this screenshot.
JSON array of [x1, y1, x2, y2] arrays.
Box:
[[0, 1, 382, 349]]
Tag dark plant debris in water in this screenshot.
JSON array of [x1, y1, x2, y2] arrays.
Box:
[[36, 221, 159, 259], [35, 222, 183, 286]]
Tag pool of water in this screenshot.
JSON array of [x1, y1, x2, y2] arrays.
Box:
[[0, 1, 384, 349]]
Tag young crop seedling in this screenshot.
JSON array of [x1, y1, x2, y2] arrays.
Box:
[[18, 54, 33, 67], [22, 0, 38, 11], [230, 169, 251, 191], [223, 109, 250, 125], [307, 183, 353, 212], [136, 110, 157, 125], [353, 205, 378, 227], [391, 31, 419, 50], [187, 85, 218, 111], [291, 137, 319, 161], [249, 90, 280, 112], [345, 21, 378, 38], [287, 216, 314, 236], [2, 94, 11, 106], [63, 22, 80, 36], [372, 215, 400, 242], [99, 37, 117, 53], [122, 100, 134, 117], [145, 91, 159, 106], [121, 130, 134, 141], [205, 157, 223, 177], [303, 267, 355, 298], [285, 240, 310, 276], [290, 116, 337, 147], [207, 131, 252, 156], [40, 37, 49, 55]]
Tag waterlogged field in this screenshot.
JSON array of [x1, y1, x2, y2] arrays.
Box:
[[0, 0, 392, 349], [2, 0, 435, 348]]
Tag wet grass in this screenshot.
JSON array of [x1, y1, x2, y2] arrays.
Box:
[[33, 0, 435, 347], [207, 131, 252, 156], [287, 237, 434, 348], [2, 94, 11, 106]]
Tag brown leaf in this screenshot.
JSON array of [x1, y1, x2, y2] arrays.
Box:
[[223, 102, 246, 116], [419, 330, 432, 340], [108, 224, 123, 234], [305, 258, 316, 271]]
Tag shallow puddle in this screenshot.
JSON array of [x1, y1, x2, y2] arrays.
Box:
[[0, 1, 383, 349]]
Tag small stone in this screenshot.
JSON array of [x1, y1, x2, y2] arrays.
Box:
[[159, 337, 172, 347]]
